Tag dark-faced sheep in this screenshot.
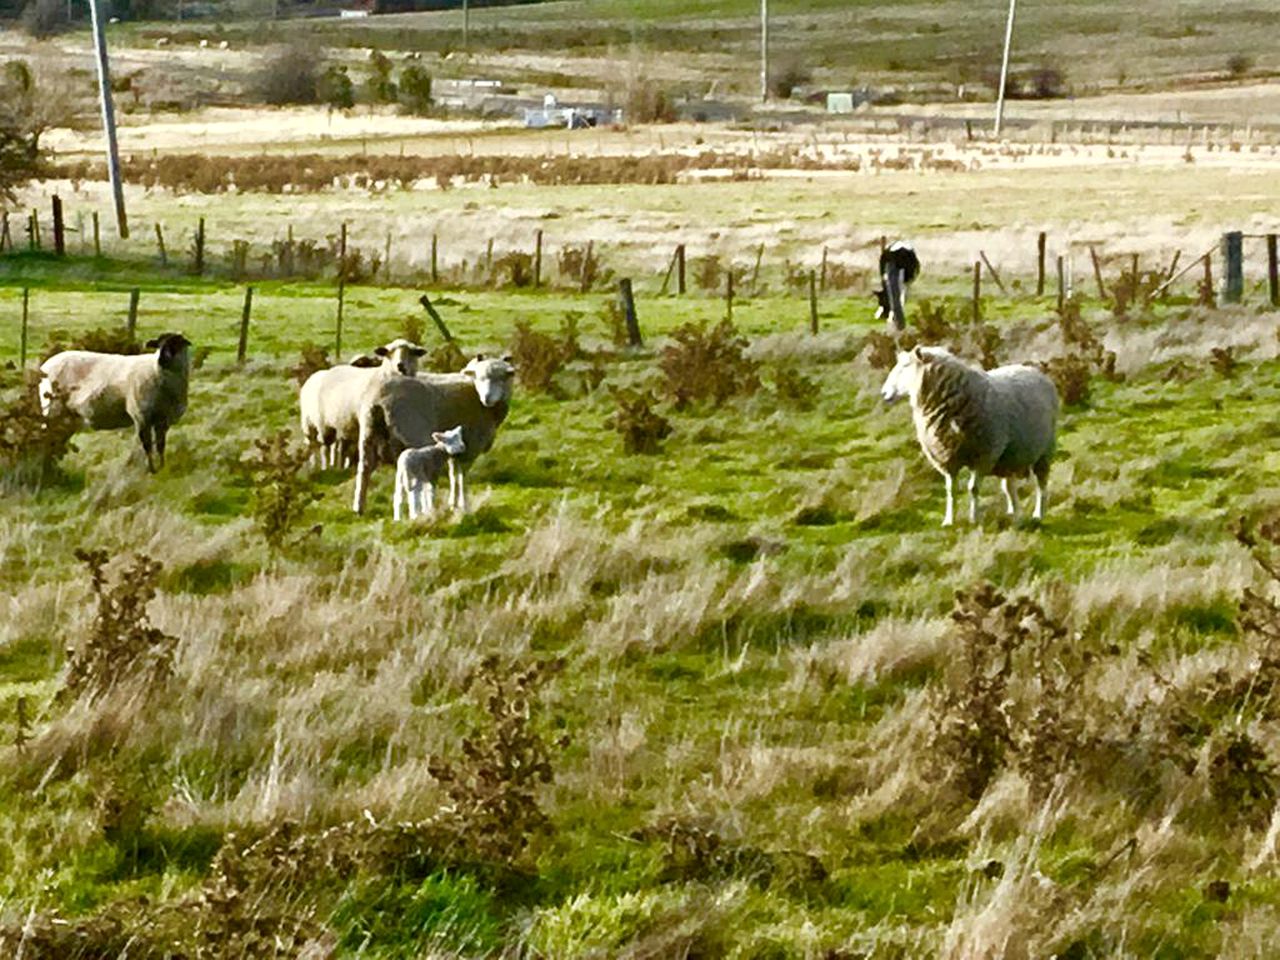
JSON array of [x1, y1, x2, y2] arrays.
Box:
[[38, 332, 192, 472]]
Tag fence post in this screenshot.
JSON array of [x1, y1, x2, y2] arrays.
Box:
[[154, 223, 167, 266], [20, 288, 29, 369], [725, 269, 734, 321], [1057, 256, 1066, 312], [28, 210, 39, 250], [193, 216, 205, 275], [237, 286, 253, 364], [1036, 231, 1046, 296], [334, 279, 345, 359], [618, 278, 642, 347], [676, 243, 686, 295], [418, 293, 454, 342], [533, 229, 542, 288], [92, 211, 101, 257], [1222, 230, 1244, 304], [485, 237, 494, 284], [979, 250, 1007, 295], [0, 211, 9, 252], [1200, 253, 1215, 308], [430, 232, 438, 284], [384, 231, 392, 282], [52, 195, 65, 256], [580, 240, 593, 293], [1268, 234, 1278, 307], [972, 260, 982, 322], [126, 287, 140, 342], [808, 270, 818, 335], [751, 243, 764, 294], [819, 246, 828, 292]]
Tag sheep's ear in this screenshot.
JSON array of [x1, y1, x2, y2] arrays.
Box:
[[474, 353, 486, 361], [462, 367, 476, 378], [145, 336, 161, 349], [431, 432, 446, 443], [912, 345, 926, 360], [350, 354, 380, 368], [374, 346, 389, 357], [411, 347, 427, 357]]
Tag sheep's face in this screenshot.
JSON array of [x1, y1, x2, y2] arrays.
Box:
[[463, 355, 516, 408], [880, 349, 926, 405], [375, 339, 427, 376], [146, 333, 192, 371], [432, 426, 466, 456]]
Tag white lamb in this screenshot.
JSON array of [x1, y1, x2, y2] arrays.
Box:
[[880, 345, 1059, 526], [393, 425, 466, 521], [39, 333, 192, 472], [298, 340, 425, 469], [352, 354, 515, 515]]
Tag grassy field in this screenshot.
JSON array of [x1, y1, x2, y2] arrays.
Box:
[[2, 215, 1280, 955]]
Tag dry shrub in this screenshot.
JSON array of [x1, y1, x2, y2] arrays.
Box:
[[1041, 353, 1094, 407], [61, 549, 176, 703], [913, 298, 960, 343], [1209, 346, 1238, 378], [770, 363, 820, 410], [256, 40, 323, 106], [1108, 265, 1164, 319], [1041, 299, 1122, 406], [0, 374, 78, 485], [507, 317, 578, 395], [236, 430, 321, 552], [691, 254, 723, 292], [623, 76, 676, 124], [557, 243, 607, 290], [605, 387, 672, 455], [287, 342, 331, 387], [41, 325, 141, 361], [424, 340, 467, 374], [635, 817, 826, 893], [493, 251, 534, 288], [862, 330, 908, 370], [428, 656, 567, 866], [659, 319, 760, 410]]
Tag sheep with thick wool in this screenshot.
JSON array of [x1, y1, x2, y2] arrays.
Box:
[[880, 345, 1059, 526], [298, 340, 425, 469], [352, 354, 515, 515], [38, 332, 192, 472]]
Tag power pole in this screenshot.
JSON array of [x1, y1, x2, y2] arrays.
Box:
[[760, 0, 769, 102], [88, 0, 128, 238], [463, 0, 469, 52], [994, 0, 1017, 137]]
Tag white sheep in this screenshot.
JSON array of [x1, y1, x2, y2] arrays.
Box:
[[39, 333, 192, 472], [298, 340, 424, 470], [352, 354, 516, 515], [880, 345, 1059, 526], [393, 425, 466, 521]]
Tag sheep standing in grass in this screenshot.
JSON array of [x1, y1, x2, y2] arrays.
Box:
[[353, 355, 515, 515], [299, 341, 424, 469], [874, 241, 921, 331], [880, 345, 1058, 526], [38, 333, 192, 472], [394, 425, 466, 520]]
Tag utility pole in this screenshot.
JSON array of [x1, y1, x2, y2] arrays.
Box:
[[994, 0, 1017, 137], [88, 0, 128, 238], [463, 0, 470, 53], [760, 0, 769, 102]]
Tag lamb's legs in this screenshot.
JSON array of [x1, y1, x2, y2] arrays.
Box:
[[968, 471, 982, 523], [353, 447, 372, 514], [393, 477, 405, 521], [1001, 477, 1019, 516], [424, 479, 436, 515], [942, 472, 956, 527]]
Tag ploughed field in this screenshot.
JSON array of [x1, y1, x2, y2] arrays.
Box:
[[3, 187, 1280, 955]]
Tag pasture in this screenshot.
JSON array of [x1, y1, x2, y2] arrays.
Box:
[[3, 23, 1280, 952]]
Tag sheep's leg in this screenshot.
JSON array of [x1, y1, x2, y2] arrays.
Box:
[[1001, 477, 1019, 516], [155, 422, 169, 470], [423, 479, 435, 515], [393, 473, 405, 521], [942, 472, 955, 527], [353, 443, 372, 515], [138, 424, 156, 473], [968, 471, 982, 523], [454, 466, 467, 513], [1032, 459, 1051, 520]]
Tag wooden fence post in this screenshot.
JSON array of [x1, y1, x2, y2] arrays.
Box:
[[618, 278, 642, 347], [676, 243, 686, 295], [430, 232, 438, 284], [725, 269, 734, 321], [28, 210, 39, 250], [751, 243, 764, 294], [334, 279, 345, 359], [972, 261, 982, 322], [978, 250, 1007, 295], [1057, 255, 1066, 312], [580, 240, 593, 293], [20, 288, 29, 369], [819, 246, 828, 292], [92, 211, 101, 257], [52, 195, 65, 256], [126, 288, 140, 342], [1200, 253, 1215, 308], [154, 223, 167, 266], [533, 229, 542, 288], [193, 216, 205, 275], [418, 293, 454, 342], [485, 237, 494, 284], [238, 286, 253, 364], [0, 211, 10, 253], [1222, 230, 1244, 304], [1089, 246, 1106, 299], [384, 231, 392, 282], [808, 270, 818, 335], [1036, 231, 1046, 296], [1268, 234, 1279, 307]]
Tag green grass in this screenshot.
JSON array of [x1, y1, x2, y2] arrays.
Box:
[[0, 239, 1278, 956]]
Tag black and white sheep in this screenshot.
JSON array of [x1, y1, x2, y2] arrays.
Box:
[[38, 332, 192, 472], [352, 355, 516, 515], [873, 241, 921, 331], [298, 340, 425, 469], [393, 425, 466, 521], [880, 345, 1059, 526]]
